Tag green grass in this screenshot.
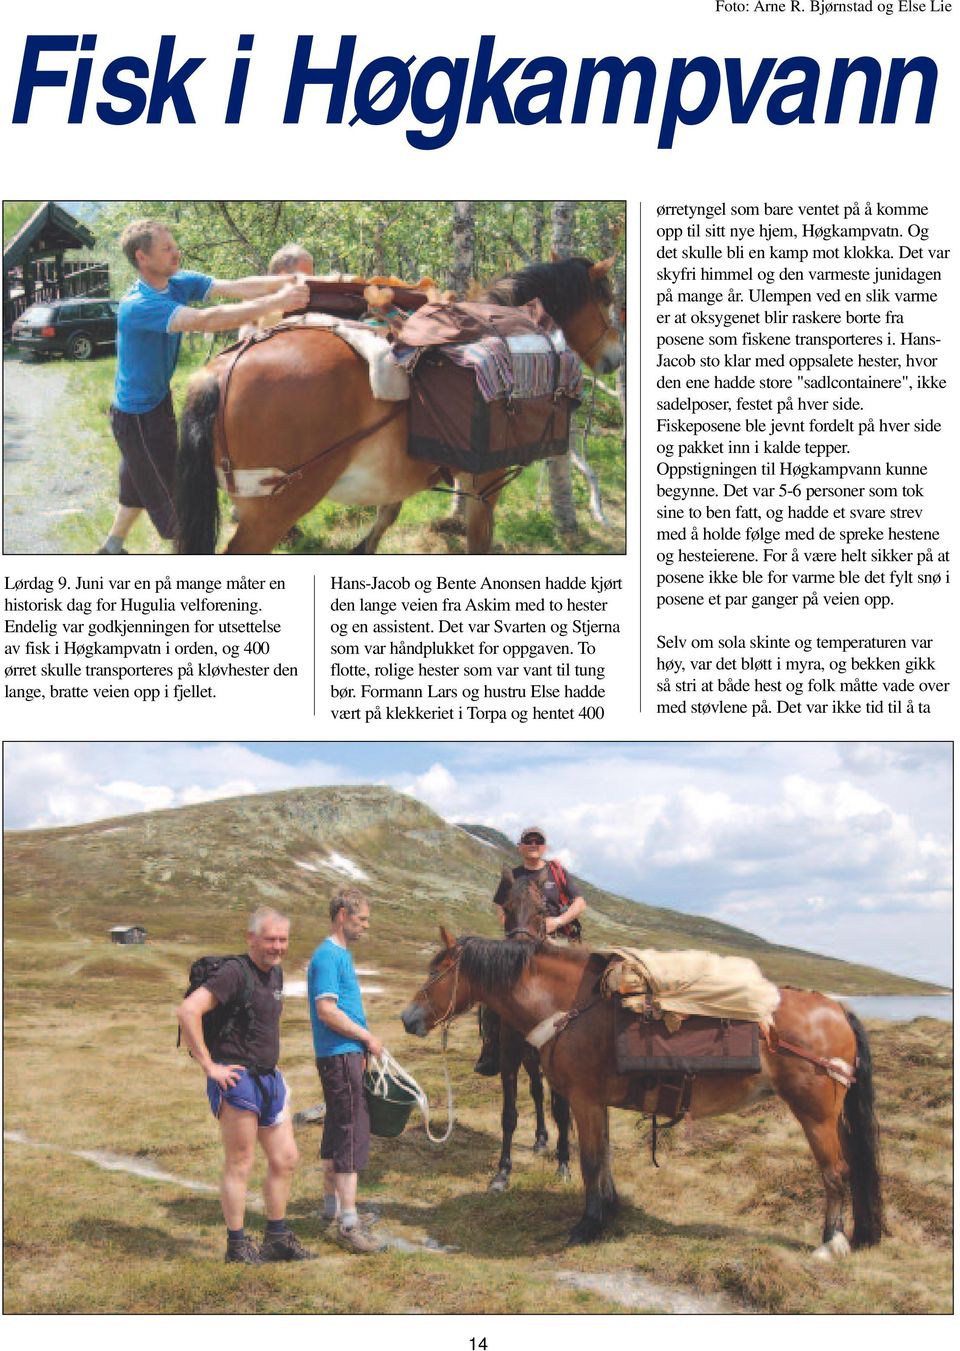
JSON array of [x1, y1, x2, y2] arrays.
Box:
[[3, 984, 952, 1313], [33, 348, 623, 555]]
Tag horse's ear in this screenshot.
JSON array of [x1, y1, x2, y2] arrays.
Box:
[[439, 924, 456, 950], [501, 863, 514, 889], [589, 255, 616, 279], [550, 248, 561, 263]]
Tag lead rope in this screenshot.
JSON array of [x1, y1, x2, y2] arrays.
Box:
[[366, 1047, 455, 1144]]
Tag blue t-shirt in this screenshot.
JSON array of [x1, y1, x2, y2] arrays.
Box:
[[307, 937, 368, 1057], [114, 270, 213, 413]]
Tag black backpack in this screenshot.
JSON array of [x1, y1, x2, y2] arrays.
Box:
[[178, 954, 258, 1059]]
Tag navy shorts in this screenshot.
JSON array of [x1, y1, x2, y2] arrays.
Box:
[[317, 1053, 370, 1174], [207, 1067, 289, 1127]]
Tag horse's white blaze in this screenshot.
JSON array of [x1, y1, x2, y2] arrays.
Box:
[[813, 1232, 851, 1262]]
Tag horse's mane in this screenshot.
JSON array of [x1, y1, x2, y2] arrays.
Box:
[[430, 935, 543, 996], [431, 933, 593, 997], [481, 257, 611, 322]]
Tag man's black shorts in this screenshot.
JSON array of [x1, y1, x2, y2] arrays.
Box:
[[316, 1052, 371, 1174], [109, 393, 178, 539]]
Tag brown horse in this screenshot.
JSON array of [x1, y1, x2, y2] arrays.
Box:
[[174, 257, 623, 555], [401, 926, 883, 1254], [485, 869, 572, 1193]]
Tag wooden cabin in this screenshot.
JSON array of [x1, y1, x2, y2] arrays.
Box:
[[109, 925, 147, 945], [4, 202, 109, 336]]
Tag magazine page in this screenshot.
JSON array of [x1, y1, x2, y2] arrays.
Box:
[[1, 0, 954, 1337]]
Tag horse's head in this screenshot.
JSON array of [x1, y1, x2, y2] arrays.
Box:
[[484, 256, 624, 376], [498, 864, 548, 942], [401, 926, 473, 1037], [554, 256, 623, 376]]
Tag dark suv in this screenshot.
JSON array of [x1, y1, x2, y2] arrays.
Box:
[[11, 297, 119, 360]]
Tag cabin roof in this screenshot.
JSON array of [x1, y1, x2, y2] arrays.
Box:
[[4, 202, 96, 272]]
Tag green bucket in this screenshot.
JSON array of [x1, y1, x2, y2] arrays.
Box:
[[363, 1069, 418, 1138]]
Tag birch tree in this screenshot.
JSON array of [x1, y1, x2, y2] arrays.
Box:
[[449, 201, 475, 297], [548, 201, 579, 539]]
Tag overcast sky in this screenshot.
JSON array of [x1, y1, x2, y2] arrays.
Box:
[[3, 741, 952, 986]]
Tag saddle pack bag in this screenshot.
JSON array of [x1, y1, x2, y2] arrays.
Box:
[[177, 954, 257, 1060], [394, 299, 583, 475], [613, 1003, 760, 1077]]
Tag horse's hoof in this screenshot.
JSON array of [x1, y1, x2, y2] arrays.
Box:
[[532, 1136, 550, 1156], [556, 1164, 572, 1183], [488, 1172, 510, 1194], [349, 541, 369, 555], [566, 1218, 603, 1246], [813, 1233, 851, 1262]]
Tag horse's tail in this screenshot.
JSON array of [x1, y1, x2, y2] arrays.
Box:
[[840, 1010, 884, 1247], [175, 371, 221, 554]]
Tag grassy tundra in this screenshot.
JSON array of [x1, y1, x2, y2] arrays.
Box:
[[3, 976, 952, 1314]]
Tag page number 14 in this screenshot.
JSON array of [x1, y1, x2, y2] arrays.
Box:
[[470, 1340, 488, 1349]]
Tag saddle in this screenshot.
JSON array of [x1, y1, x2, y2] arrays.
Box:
[[211, 290, 582, 498], [601, 946, 781, 1026], [297, 275, 435, 322], [599, 947, 775, 1158]]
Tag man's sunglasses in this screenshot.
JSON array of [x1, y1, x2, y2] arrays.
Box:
[[521, 836, 545, 845]]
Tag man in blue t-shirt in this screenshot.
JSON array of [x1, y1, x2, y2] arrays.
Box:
[[98, 218, 309, 554], [307, 889, 386, 1254]]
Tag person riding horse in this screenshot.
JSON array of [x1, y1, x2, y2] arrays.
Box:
[[474, 827, 587, 1076]]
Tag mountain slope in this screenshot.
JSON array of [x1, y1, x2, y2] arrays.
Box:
[[3, 786, 937, 993]]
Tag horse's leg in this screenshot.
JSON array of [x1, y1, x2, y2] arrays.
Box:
[[432, 481, 467, 536], [489, 1030, 523, 1193], [792, 1103, 853, 1261], [551, 1090, 572, 1183], [225, 456, 356, 554], [226, 507, 300, 554], [352, 501, 403, 555], [566, 1099, 614, 1245], [522, 1046, 549, 1154], [596, 1105, 619, 1214], [464, 473, 503, 554]]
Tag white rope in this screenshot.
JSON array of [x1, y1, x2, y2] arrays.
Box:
[[367, 1049, 455, 1144]]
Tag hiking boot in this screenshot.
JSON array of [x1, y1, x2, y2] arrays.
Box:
[[315, 1204, 380, 1229], [335, 1222, 387, 1255], [260, 1228, 317, 1262], [225, 1236, 264, 1265]]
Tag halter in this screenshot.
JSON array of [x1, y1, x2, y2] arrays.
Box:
[[504, 923, 545, 942], [415, 946, 468, 1033], [574, 295, 621, 371]]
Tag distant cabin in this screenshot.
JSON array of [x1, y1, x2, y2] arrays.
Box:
[[110, 925, 147, 945]]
